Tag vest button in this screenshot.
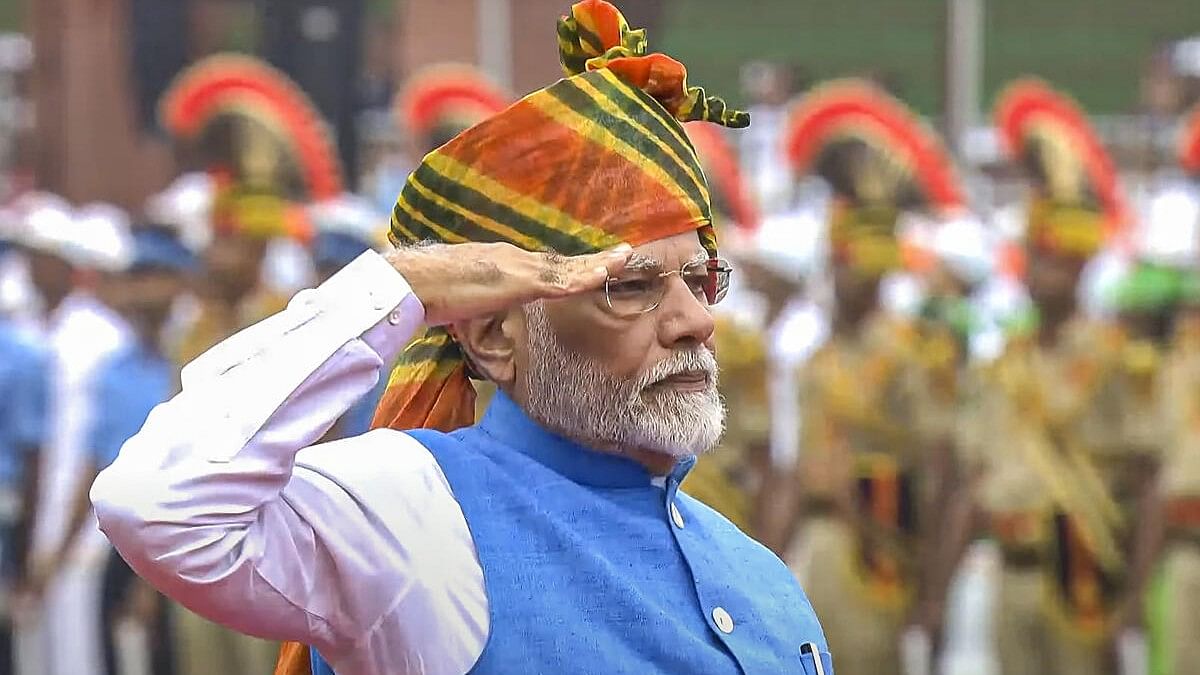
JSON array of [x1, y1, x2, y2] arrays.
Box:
[[670, 502, 685, 529], [712, 606, 734, 634]]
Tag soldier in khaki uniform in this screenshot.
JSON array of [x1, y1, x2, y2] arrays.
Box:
[[1158, 272, 1200, 675], [775, 80, 973, 675], [976, 79, 1161, 675], [1145, 112, 1200, 675], [691, 112, 830, 540]]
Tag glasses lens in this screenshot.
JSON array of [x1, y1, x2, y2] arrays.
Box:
[[605, 258, 734, 315], [605, 274, 665, 316]]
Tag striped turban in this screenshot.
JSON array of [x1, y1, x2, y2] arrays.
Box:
[[371, 0, 749, 433]]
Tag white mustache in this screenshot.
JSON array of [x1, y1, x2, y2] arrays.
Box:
[[638, 349, 719, 390]]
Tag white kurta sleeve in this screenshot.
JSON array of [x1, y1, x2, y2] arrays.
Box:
[[90, 251, 488, 672]]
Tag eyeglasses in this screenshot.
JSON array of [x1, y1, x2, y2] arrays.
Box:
[[603, 257, 733, 317]]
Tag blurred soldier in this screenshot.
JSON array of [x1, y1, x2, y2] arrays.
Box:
[[1098, 241, 1185, 675], [684, 121, 828, 535], [739, 61, 800, 216], [15, 200, 134, 675], [0, 213, 49, 675], [776, 79, 970, 675], [1148, 104, 1200, 675], [42, 223, 196, 675], [979, 78, 1155, 675], [157, 54, 348, 675], [1156, 274, 1200, 675], [906, 211, 1008, 672], [159, 56, 338, 368]]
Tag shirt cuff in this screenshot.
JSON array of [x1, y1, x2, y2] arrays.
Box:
[[362, 292, 427, 365], [317, 250, 424, 324]]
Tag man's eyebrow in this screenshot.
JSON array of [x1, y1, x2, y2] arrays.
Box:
[[623, 253, 662, 272], [620, 251, 707, 274]]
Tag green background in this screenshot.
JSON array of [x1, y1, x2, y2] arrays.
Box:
[[659, 0, 1200, 114]]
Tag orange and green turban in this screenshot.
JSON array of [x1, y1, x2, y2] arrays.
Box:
[[371, 0, 747, 433]]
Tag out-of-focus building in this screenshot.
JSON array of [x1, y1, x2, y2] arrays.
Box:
[[13, 0, 1200, 211]]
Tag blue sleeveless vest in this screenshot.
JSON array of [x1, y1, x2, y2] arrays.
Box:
[[314, 392, 832, 674]]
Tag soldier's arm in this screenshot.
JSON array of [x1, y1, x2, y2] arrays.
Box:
[[1117, 458, 1162, 629], [917, 364, 990, 631]]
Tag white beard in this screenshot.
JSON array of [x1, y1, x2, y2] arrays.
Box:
[[522, 302, 725, 458]]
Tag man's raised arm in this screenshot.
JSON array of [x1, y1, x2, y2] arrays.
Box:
[[89, 244, 631, 660]]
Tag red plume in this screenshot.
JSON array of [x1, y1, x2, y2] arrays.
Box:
[[1179, 101, 1200, 174], [685, 122, 760, 231], [781, 79, 966, 211], [160, 54, 343, 201], [993, 77, 1129, 237], [396, 64, 511, 138]]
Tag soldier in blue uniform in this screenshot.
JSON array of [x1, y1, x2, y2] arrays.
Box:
[[0, 224, 49, 675], [41, 224, 195, 675]]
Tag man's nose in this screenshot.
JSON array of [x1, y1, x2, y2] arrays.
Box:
[[655, 275, 716, 350]]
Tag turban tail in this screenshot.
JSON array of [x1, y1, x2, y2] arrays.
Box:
[[371, 0, 747, 432]]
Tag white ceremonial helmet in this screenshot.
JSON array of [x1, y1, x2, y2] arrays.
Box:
[[12, 191, 76, 259], [930, 212, 995, 287], [714, 206, 829, 331], [725, 207, 824, 285], [144, 172, 215, 253], [1138, 182, 1200, 268], [71, 202, 135, 273], [307, 193, 390, 249]]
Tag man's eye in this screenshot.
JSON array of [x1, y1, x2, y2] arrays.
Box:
[[682, 273, 712, 296], [608, 278, 656, 295]]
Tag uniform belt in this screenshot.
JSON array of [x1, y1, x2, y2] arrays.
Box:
[[991, 512, 1049, 568], [1165, 497, 1200, 530], [991, 511, 1045, 546], [803, 498, 839, 516], [999, 548, 1045, 568]]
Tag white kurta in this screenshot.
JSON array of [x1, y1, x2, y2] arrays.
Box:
[[93, 253, 488, 675]]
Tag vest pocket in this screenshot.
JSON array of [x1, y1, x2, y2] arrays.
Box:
[[799, 641, 834, 674]]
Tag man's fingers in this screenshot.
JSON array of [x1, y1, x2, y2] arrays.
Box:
[[536, 245, 632, 296], [597, 243, 634, 269]]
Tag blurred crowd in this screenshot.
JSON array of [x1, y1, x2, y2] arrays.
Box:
[[0, 36, 1199, 675]]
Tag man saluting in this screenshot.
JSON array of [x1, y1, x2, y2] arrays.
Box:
[[91, 3, 830, 674]]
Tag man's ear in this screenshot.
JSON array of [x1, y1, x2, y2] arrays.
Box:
[[452, 307, 523, 388]]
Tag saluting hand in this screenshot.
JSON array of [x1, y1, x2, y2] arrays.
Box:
[[386, 242, 633, 326]]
